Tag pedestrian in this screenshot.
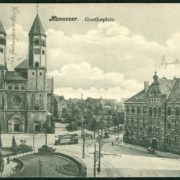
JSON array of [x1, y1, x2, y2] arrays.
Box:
[[7, 156, 9, 164]]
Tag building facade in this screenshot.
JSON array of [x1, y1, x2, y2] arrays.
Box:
[[0, 14, 54, 133], [124, 72, 180, 154]]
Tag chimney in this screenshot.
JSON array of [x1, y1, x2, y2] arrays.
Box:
[[144, 81, 149, 92]]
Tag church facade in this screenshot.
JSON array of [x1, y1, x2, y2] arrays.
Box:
[[124, 72, 180, 154], [0, 14, 54, 133]]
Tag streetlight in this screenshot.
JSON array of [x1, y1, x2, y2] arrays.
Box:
[[82, 121, 86, 159], [93, 143, 97, 177]]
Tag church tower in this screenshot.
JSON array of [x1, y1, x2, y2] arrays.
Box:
[[27, 14, 47, 133], [0, 20, 6, 90]]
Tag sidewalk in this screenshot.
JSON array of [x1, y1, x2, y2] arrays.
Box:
[[115, 142, 180, 159]]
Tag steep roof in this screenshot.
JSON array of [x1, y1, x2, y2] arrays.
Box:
[[29, 14, 45, 35], [5, 71, 26, 81], [125, 90, 146, 103], [159, 77, 176, 97], [15, 59, 28, 70], [125, 77, 176, 104], [0, 20, 6, 35], [167, 79, 180, 102]]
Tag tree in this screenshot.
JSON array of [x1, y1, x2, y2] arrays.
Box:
[[11, 136, 17, 152], [0, 152, 4, 176]]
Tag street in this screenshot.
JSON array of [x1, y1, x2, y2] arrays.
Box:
[[2, 122, 180, 177]]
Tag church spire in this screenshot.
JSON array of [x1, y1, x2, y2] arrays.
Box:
[[29, 14, 46, 36], [0, 20, 6, 35]]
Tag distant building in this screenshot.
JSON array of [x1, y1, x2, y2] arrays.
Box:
[[124, 72, 180, 154], [0, 14, 54, 133]]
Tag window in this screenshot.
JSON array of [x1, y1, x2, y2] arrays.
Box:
[[8, 84, 12, 90], [167, 107, 172, 116], [34, 48, 40, 54], [166, 135, 170, 145], [42, 50, 45, 55], [158, 107, 161, 117], [167, 122, 171, 129], [34, 38, 40, 46], [39, 72, 42, 76], [132, 107, 135, 114], [137, 107, 140, 114], [14, 84, 18, 90], [175, 136, 178, 146], [148, 126, 152, 132], [21, 84, 25, 90], [176, 107, 180, 116], [126, 106, 129, 113], [35, 61, 39, 68], [0, 37, 5, 45], [32, 72, 34, 75], [153, 107, 157, 116], [149, 107, 152, 116], [41, 39, 46, 46], [0, 48, 3, 53], [143, 106, 146, 114]]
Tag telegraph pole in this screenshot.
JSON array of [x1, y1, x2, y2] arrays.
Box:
[[93, 144, 96, 177], [39, 159, 42, 177], [45, 122, 47, 146], [98, 128, 103, 173], [82, 125, 85, 158]]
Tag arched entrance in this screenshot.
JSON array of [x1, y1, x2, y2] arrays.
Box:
[[8, 116, 24, 133], [151, 137, 158, 150]]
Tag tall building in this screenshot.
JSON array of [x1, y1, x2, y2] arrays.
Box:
[[124, 72, 180, 154], [0, 14, 54, 133]]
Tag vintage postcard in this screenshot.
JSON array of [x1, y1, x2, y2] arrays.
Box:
[[0, 3, 180, 177]]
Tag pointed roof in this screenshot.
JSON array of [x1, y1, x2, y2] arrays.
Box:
[[15, 59, 28, 70], [167, 79, 180, 102], [29, 14, 45, 35], [125, 77, 176, 104], [125, 90, 146, 103], [0, 20, 6, 35], [5, 71, 26, 81]]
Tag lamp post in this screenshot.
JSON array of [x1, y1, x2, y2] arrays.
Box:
[[82, 122, 86, 159], [93, 143, 97, 177]]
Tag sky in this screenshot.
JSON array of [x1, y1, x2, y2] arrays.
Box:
[[1, 3, 180, 100]]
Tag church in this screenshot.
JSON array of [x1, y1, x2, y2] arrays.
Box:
[[0, 14, 54, 133]]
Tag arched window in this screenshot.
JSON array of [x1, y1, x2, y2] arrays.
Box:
[[176, 107, 180, 116], [34, 38, 40, 46], [158, 107, 161, 117], [167, 107, 172, 116], [35, 61, 39, 68], [153, 107, 157, 116], [132, 107, 135, 114], [149, 107, 152, 116]]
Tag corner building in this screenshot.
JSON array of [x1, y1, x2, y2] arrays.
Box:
[[124, 72, 180, 154], [0, 14, 54, 133]]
